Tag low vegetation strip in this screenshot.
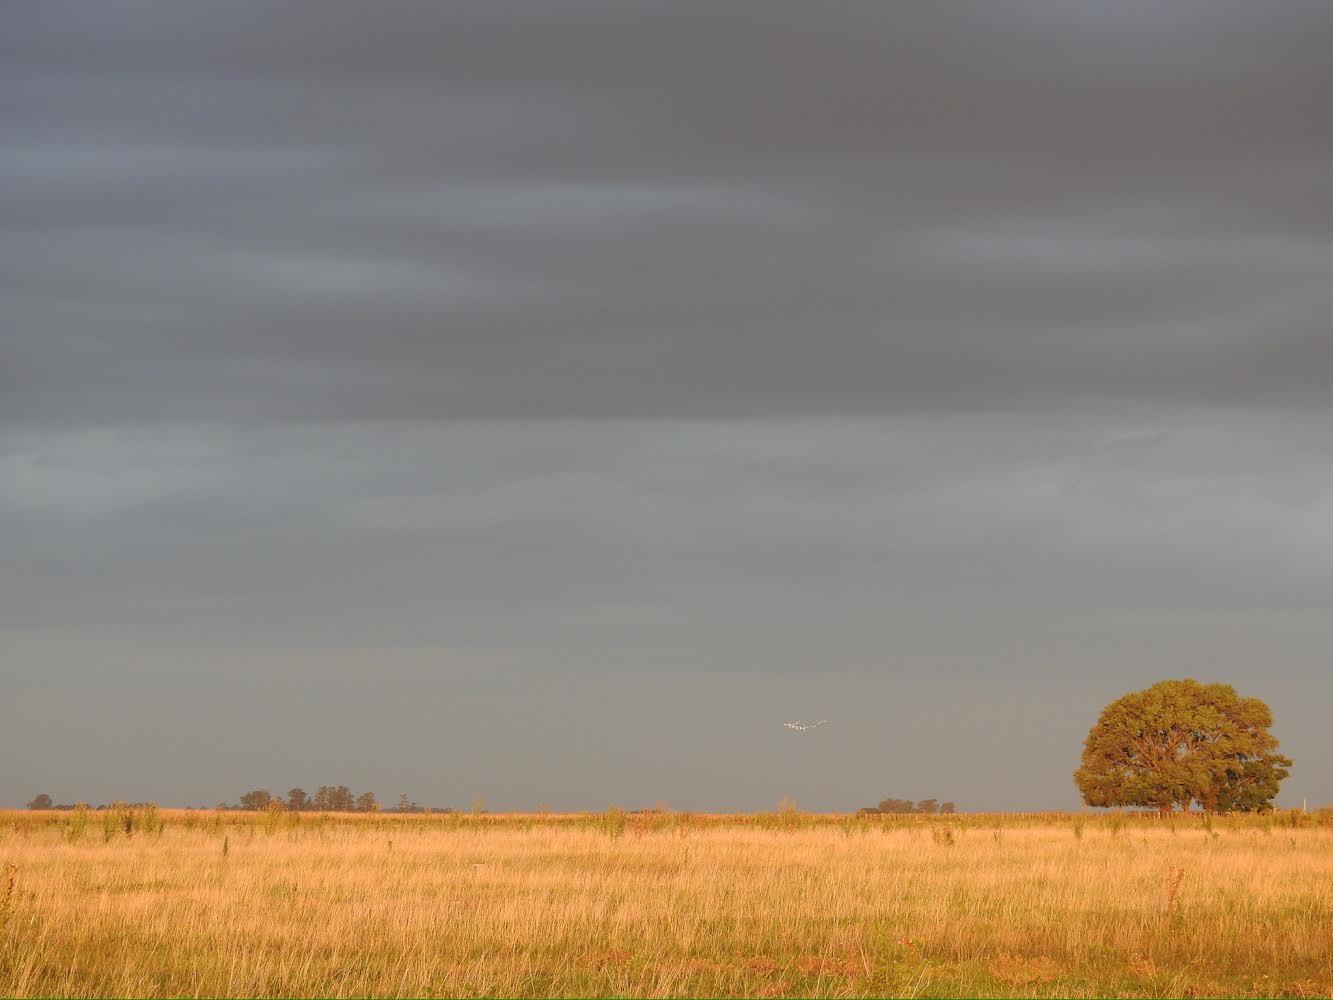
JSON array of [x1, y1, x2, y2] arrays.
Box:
[[1, 810, 1330, 998]]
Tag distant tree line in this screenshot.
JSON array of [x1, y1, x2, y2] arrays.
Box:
[[858, 797, 957, 815], [26, 789, 450, 813], [233, 788, 447, 812], [26, 794, 157, 811], [235, 787, 368, 812]]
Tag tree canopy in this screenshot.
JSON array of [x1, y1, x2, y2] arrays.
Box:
[[238, 789, 274, 811], [1074, 679, 1291, 814]]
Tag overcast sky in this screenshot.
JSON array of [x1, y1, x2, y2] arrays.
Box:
[[4, 2, 1331, 811]]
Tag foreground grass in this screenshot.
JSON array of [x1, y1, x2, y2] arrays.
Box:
[[1, 809, 1330, 998]]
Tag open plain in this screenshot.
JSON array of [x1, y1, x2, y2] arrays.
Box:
[[1, 808, 1330, 998]]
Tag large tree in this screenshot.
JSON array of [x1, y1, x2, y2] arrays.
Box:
[[1074, 679, 1291, 814]]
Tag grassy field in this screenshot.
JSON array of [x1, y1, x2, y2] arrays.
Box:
[[1, 807, 1330, 998]]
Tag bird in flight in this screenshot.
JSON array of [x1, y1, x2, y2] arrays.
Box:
[[783, 720, 828, 731]]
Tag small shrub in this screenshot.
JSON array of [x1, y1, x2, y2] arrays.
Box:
[[263, 800, 285, 836], [601, 807, 627, 841], [101, 808, 119, 843], [135, 803, 160, 837], [64, 803, 89, 843]]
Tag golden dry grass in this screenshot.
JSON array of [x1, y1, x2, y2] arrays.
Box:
[[1, 808, 1331, 998]]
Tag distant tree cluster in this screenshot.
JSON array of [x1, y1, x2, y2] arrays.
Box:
[[232, 787, 378, 812], [238, 789, 277, 811], [227, 788, 445, 813], [859, 798, 957, 815], [1075, 679, 1291, 814], [395, 793, 428, 814]]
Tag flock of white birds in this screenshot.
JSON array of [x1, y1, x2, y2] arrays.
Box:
[[783, 720, 828, 731]]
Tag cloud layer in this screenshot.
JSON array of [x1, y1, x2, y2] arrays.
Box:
[[3, 3, 1331, 809], [6, 2, 1333, 422]]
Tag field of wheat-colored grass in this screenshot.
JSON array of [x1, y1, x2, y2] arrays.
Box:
[[1, 807, 1330, 998]]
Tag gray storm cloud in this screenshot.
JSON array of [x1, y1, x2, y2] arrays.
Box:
[[2, 2, 1331, 810]]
